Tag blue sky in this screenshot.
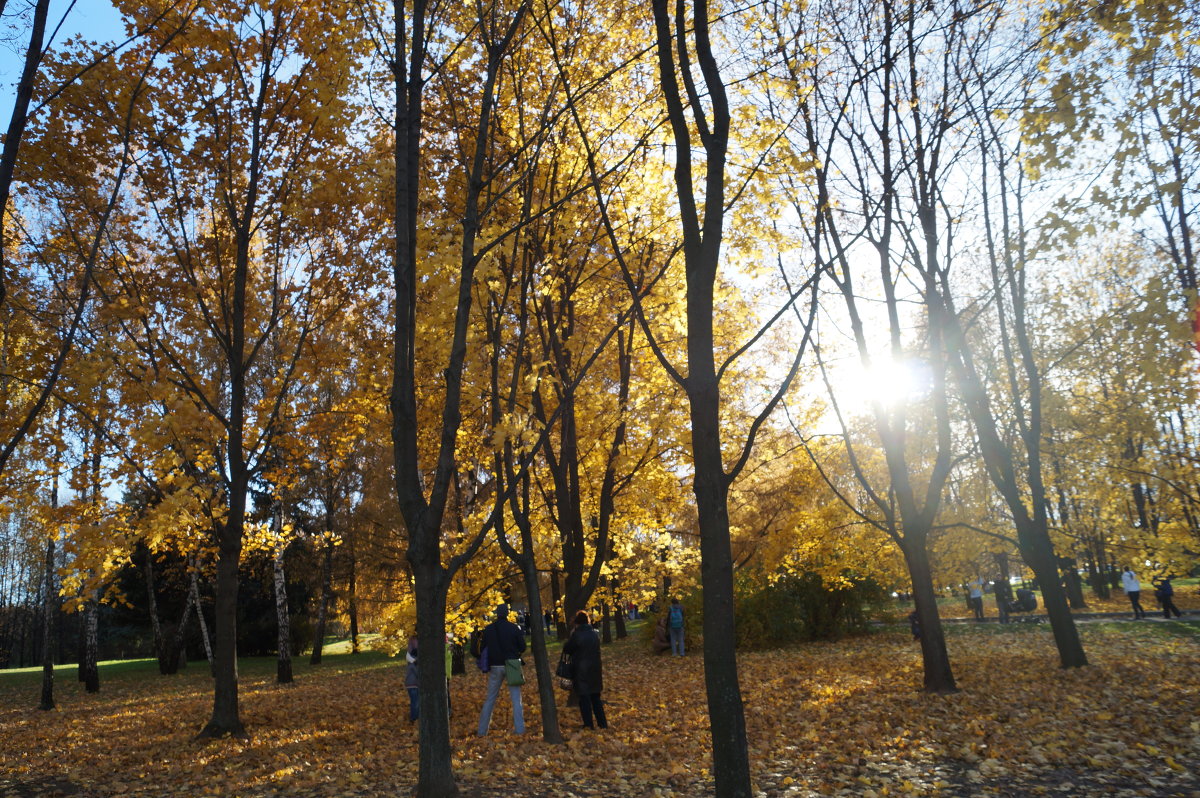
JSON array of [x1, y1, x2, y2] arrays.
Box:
[[0, 0, 124, 118]]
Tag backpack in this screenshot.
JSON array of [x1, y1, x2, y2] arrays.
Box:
[[668, 605, 684, 629]]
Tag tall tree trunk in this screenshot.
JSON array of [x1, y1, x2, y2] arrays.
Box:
[[38, 536, 55, 711], [166, 582, 194, 674], [81, 592, 99, 693], [651, 0, 752, 792], [1015, 515, 1087, 667], [274, 513, 292, 684], [901, 537, 957, 693], [410, 557, 456, 795], [200, 519, 245, 737], [387, 1, 527, 791], [311, 532, 334, 665], [1061, 557, 1086, 609]]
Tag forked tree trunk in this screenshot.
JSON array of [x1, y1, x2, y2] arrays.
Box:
[[652, 0, 752, 793]]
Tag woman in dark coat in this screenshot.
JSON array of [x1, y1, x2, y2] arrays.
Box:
[[562, 610, 607, 729]]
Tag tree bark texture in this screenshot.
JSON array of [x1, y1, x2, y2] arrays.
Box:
[[200, 530, 245, 737], [274, 532, 293, 685], [901, 539, 957, 693], [82, 595, 99, 692]]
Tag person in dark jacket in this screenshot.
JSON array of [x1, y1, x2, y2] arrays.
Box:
[[476, 604, 527, 736], [562, 610, 607, 730], [1154, 577, 1183, 619]]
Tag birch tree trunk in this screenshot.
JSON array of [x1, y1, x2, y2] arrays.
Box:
[[81, 592, 99, 693], [273, 509, 292, 684], [191, 569, 213, 673]]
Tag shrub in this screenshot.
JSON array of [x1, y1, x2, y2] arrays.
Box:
[[734, 569, 887, 649]]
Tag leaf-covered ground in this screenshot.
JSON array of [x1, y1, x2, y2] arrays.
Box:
[[1, 619, 1198, 797]]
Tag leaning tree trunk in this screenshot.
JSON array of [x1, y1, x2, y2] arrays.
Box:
[[190, 569, 213, 673], [1016, 516, 1087, 668]]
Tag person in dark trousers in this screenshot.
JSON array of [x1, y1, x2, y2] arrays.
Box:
[[476, 604, 526, 736], [562, 610, 607, 730], [1121, 566, 1147, 619], [667, 598, 685, 656], [405, 635, 419, 723], [1154, 577, 1183, 619], [994, 578, 1013, 624]]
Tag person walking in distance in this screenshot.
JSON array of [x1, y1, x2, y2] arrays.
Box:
[[667, 598, 685, 657], [476, 604, 526, 736], [1122, 566, 1147, 620], [562, 611, 608, 730]]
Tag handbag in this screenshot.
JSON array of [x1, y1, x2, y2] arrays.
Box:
[[555, 653, 574, 690], [504, 657, 525, 686]]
